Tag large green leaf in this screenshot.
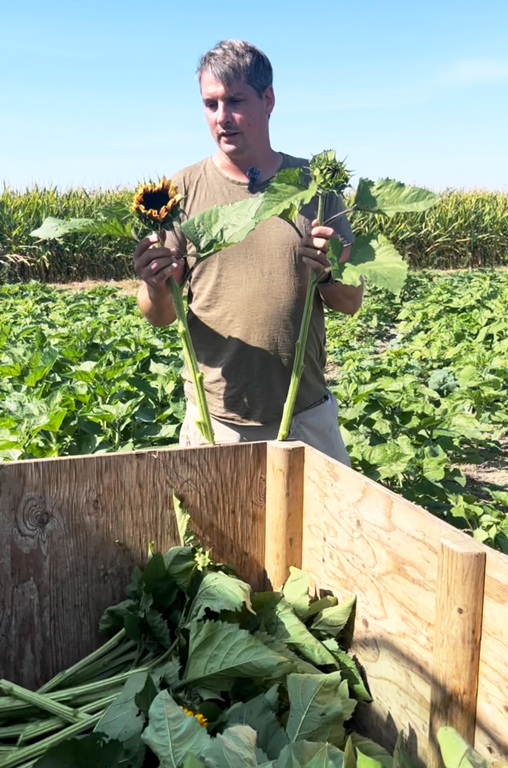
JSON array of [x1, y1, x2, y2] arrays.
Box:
[[437, 727, 494, 768], [255, 169, 317, 223], [188, 570, 255, 620], [94, 671, 147, 757], [205, 724, 259, 768], [286, 672, 356, 746], [311, 596, 356, 639], [180, 197, 264, 258], [333, 235, 407, 295], [184, 620, 294, 689], [281, 567, 312, 619], [322, 640, 372, 702], [30, 216, 95, 239], [142, 690, 211, 768], [354, 178, 439, 216], [275, 740, 346, 768], [180, 169, 317, 260], [351, 735, 393, 768], [225, 687, 288, 759], [263, 598, 336, 667]]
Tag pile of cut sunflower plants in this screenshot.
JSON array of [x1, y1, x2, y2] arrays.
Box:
[[0, 509, 374, 768], [0, 510, 486, 768]]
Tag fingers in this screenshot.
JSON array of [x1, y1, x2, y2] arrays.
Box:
[[132, 232, 185, 285]]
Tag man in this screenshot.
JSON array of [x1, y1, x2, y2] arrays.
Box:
[[133, 40, 363, 463]]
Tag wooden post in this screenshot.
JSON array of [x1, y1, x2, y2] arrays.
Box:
[[428, 538, 486, 768], [264, 441, 305, 590]]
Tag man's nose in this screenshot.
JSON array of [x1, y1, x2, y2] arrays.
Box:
[[217, 101, 230, 125]]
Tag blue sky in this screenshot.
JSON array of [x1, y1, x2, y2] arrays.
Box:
[[1, 0, 507, 192]]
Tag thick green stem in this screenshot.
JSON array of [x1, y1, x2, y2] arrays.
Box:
[[168, 275, 215, 444], [277, 193, 325, 440], [0, 681, 84, 724], [37, 630, 127, 694], [0, 712, 102, 768], [17, 694, 117, 745]]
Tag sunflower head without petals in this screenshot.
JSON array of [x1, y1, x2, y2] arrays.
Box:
[[310, 150, 351, 195], [132, 176, 183, 227]]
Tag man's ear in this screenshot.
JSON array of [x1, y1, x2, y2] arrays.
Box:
[[264, 86, 275, 116]]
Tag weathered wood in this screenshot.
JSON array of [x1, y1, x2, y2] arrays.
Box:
[[0, 442, 266, 688], [300, 446, 500, 766], [264, 441, 305, 590], [428, 539, 486, 768], [474, 548, 508, 764]]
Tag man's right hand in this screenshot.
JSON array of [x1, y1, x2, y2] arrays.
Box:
[[133, 232, 186, 290]]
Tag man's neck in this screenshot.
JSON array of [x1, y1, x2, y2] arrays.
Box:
[[212, 149, 283, 184]]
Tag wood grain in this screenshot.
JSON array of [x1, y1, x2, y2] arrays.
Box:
[[0, 442, 266, 688], [474, 548, 508, 764], [428, 539, 486, 768], [264, 441, 305, 590], [301, 446, 508, 767]]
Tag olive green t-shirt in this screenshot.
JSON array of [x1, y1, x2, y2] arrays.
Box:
[[166, 153, 354, 426]]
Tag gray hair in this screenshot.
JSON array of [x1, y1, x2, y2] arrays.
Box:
[[197, 40, 273, 97]]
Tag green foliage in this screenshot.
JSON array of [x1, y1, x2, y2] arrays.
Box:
[[349, 188, 508, 269], [0, 184, 134, 282], [0, 283, 184, 459], [354, 179, 439, 216], [2, 186, 507, 283], [327, 269, 508, 551]]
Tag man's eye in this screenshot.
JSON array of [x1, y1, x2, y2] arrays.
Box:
[[205, 102, 217, 110]]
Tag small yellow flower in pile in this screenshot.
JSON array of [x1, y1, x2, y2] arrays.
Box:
[[181, 707, 208, 727]]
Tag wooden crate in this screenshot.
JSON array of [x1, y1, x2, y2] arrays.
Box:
[[1, 441, 507, 767]]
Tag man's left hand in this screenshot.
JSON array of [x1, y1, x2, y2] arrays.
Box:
[[299, 219, 350, 280]]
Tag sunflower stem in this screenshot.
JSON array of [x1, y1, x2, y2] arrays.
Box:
[[36, 629, 127, 694], [277, 193, 325, 441], [168, 275, 215, 444]]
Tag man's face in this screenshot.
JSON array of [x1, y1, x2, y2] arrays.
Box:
[[200, 70, 274, 161]]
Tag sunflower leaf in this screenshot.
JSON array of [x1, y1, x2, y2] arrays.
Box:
[[225, 687, 288, 759], [184, 620, 294, 689], [286, 672, 356, 746], [275, 740, 346, 768], [354, 178, 439, 216], [30, 217, 95, 239], [142, 690, 211, 768], [205, 724, 259, 768], [188, 570, 255, 621], [333, 235, 407, 295], [180, 197, 264, 259]]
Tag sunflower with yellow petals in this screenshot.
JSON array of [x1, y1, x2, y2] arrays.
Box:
[[132, 176, 183, 227]]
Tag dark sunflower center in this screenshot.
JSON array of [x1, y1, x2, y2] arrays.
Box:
[[142, 190, 170, 210]]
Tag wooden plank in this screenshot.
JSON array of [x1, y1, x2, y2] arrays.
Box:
[[0, 442, 266, 688], [264, 441, 305, 590], [301, 446, 492, 766], [474, 548, 508, 765], [428, 540, 486, 768]]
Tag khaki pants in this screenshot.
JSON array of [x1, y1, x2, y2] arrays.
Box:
[[179, 392, 351, 466]]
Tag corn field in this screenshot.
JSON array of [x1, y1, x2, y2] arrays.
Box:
[[1, 185, 507, 283]]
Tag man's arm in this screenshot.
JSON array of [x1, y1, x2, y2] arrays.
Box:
[[133, 233, 186, 327], [317, 244, 364, 315]]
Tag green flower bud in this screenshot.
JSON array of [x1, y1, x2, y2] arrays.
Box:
[[310, 150, 351, 194]]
